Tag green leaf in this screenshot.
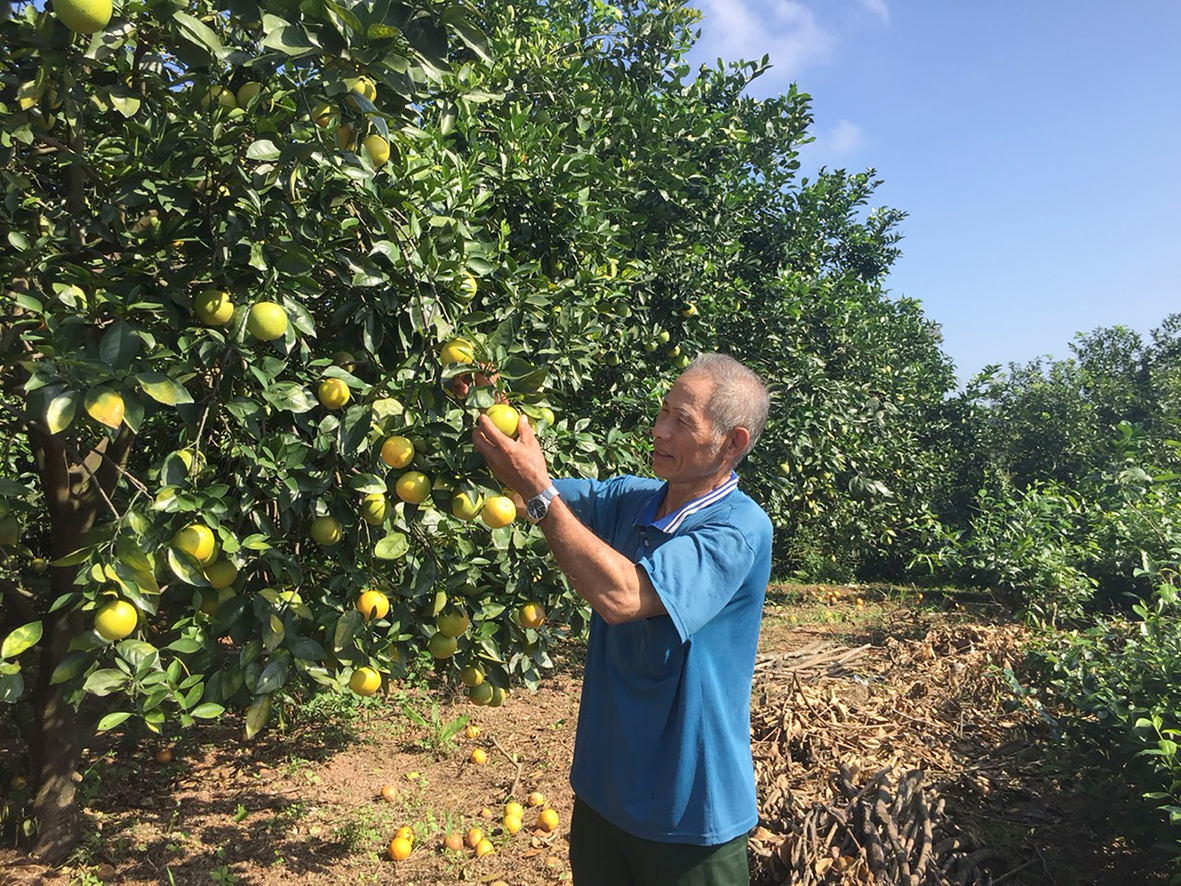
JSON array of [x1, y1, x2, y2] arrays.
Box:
[[264, 382, 316, 414], [137, 372, 194, 406], [173, 11, 224, 53], [374, 532, 409, 560], [246, 139, 282, 161], [96, 712, 133, 732], [256, 658, 289, 694], [1, 621, 43, 660], [0, 672, 25, 704], [83, 669, 129, 697], [50, 651, 94, 685], [261, 20, 317, 56], [100, 321, 141, 369], [349, 474, 387, 494], [244, 694, 271, 739], [191, 702, 225, 719], [167, 638, 204, 654]]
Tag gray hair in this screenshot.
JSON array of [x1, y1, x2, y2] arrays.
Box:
[[682, 353, 769, 461]]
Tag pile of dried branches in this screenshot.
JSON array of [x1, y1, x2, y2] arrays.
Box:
[[749, 621, 1035, 885], [754, 764, 1004, 885]]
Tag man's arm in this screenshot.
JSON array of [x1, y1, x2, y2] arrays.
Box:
[[472, 414, 666, 625]]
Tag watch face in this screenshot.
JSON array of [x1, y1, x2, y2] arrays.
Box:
[[527, 499, 546, 521]]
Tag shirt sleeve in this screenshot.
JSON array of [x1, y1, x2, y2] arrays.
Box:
[[637, 520, 756, 642], [552, 477, 602, 533]]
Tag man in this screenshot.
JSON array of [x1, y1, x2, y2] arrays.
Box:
[[473, 352, 772, 886]]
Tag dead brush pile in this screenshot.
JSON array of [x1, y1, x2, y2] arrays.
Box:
[[749, 621, 1035, 885]]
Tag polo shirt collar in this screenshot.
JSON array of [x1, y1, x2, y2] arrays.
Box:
[[637, 471, 739, 534]]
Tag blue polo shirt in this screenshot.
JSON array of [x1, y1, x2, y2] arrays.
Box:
[[553, 473, 772, 845]]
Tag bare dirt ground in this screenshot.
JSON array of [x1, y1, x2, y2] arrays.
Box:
[[2, 586, 1174, 885]]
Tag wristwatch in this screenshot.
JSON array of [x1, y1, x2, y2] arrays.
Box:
[[526, 484, 560, 524]]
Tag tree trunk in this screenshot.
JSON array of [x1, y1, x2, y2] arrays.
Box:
[[25, 424, 134, 861]]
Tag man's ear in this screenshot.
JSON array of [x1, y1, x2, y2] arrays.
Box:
[[725, 426, 750, 463]]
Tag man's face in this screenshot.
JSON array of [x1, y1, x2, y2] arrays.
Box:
[[651, 373, 729, 485]]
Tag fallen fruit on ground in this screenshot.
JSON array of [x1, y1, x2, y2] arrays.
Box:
[[444, 832, 464, 852], [504, 813, 523, 834], [465, 723, 480, 739], [475, 838, 494, 857], [380, 784, 398, 803], [466, 828, 483, 849], [470, 748, 487, 765], [395, 826, 414, 844], [155, 748, 172, 764], [538, 808, 559, 832], [527, 791, 545, 807], [94, 599, 137, 641], [349, 667, 381, 696], [388, 836, 412, 860]]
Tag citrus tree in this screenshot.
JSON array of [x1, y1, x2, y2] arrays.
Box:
[[2, 0, 958, 859], [0, 0, 617, 858]]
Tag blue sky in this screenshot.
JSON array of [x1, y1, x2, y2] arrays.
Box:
[[685, 1, 1181, 383]]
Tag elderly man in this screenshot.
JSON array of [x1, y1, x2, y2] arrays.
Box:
[[473, 352, 772, 886]]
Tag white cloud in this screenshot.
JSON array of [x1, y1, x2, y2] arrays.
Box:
[[692, 0, 837, 80], [858, 0, 889, 23], [800, 119, 866, 165]]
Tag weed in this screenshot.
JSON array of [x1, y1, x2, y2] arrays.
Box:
[[401, 697, 468, 755]]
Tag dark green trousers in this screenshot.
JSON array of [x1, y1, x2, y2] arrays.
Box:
[[569, 798, 751, 886]]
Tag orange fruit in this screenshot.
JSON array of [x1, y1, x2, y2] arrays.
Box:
[[395, 826, 415, 844], [527, 791, 545, 807], [519, 602, 546, 630], [94, 599, 137, 641], [388, 836, 412, 860], [427, 632, 457, 659], [436, 608, 470, 637], [439, 338, 474, 365], [484, 403, 520, 437], [310, 515, 342, 545], [193, 288, 234, 325], [475, 838, 494, 857], [505, 802, 523, 818], [173, 522, 217, 565], [246, 301, 288, 341], [451, 489, 483, 521], [395, 471, 431, 505], [503, 812, 523, 834], [359, 493, 388, 525], [204, 559, 238, 590], [465, 828, 483, 849], [379, 784, 398, 803], [465, 723, 480, 739], [480, 496, 516, 529], [444, 832, 464, 852], [537, 808, 559, 832], [349, 666, 381, 696], [318, 378, 350, 409], [470, 748, 487, 765], [468, 682, 494, 706], [461, 664, 485, 687], [356, 589, 390, 621], [381, 436, 414, 468]]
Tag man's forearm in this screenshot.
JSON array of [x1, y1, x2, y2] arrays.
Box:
[[539, 498, 664, 625]]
